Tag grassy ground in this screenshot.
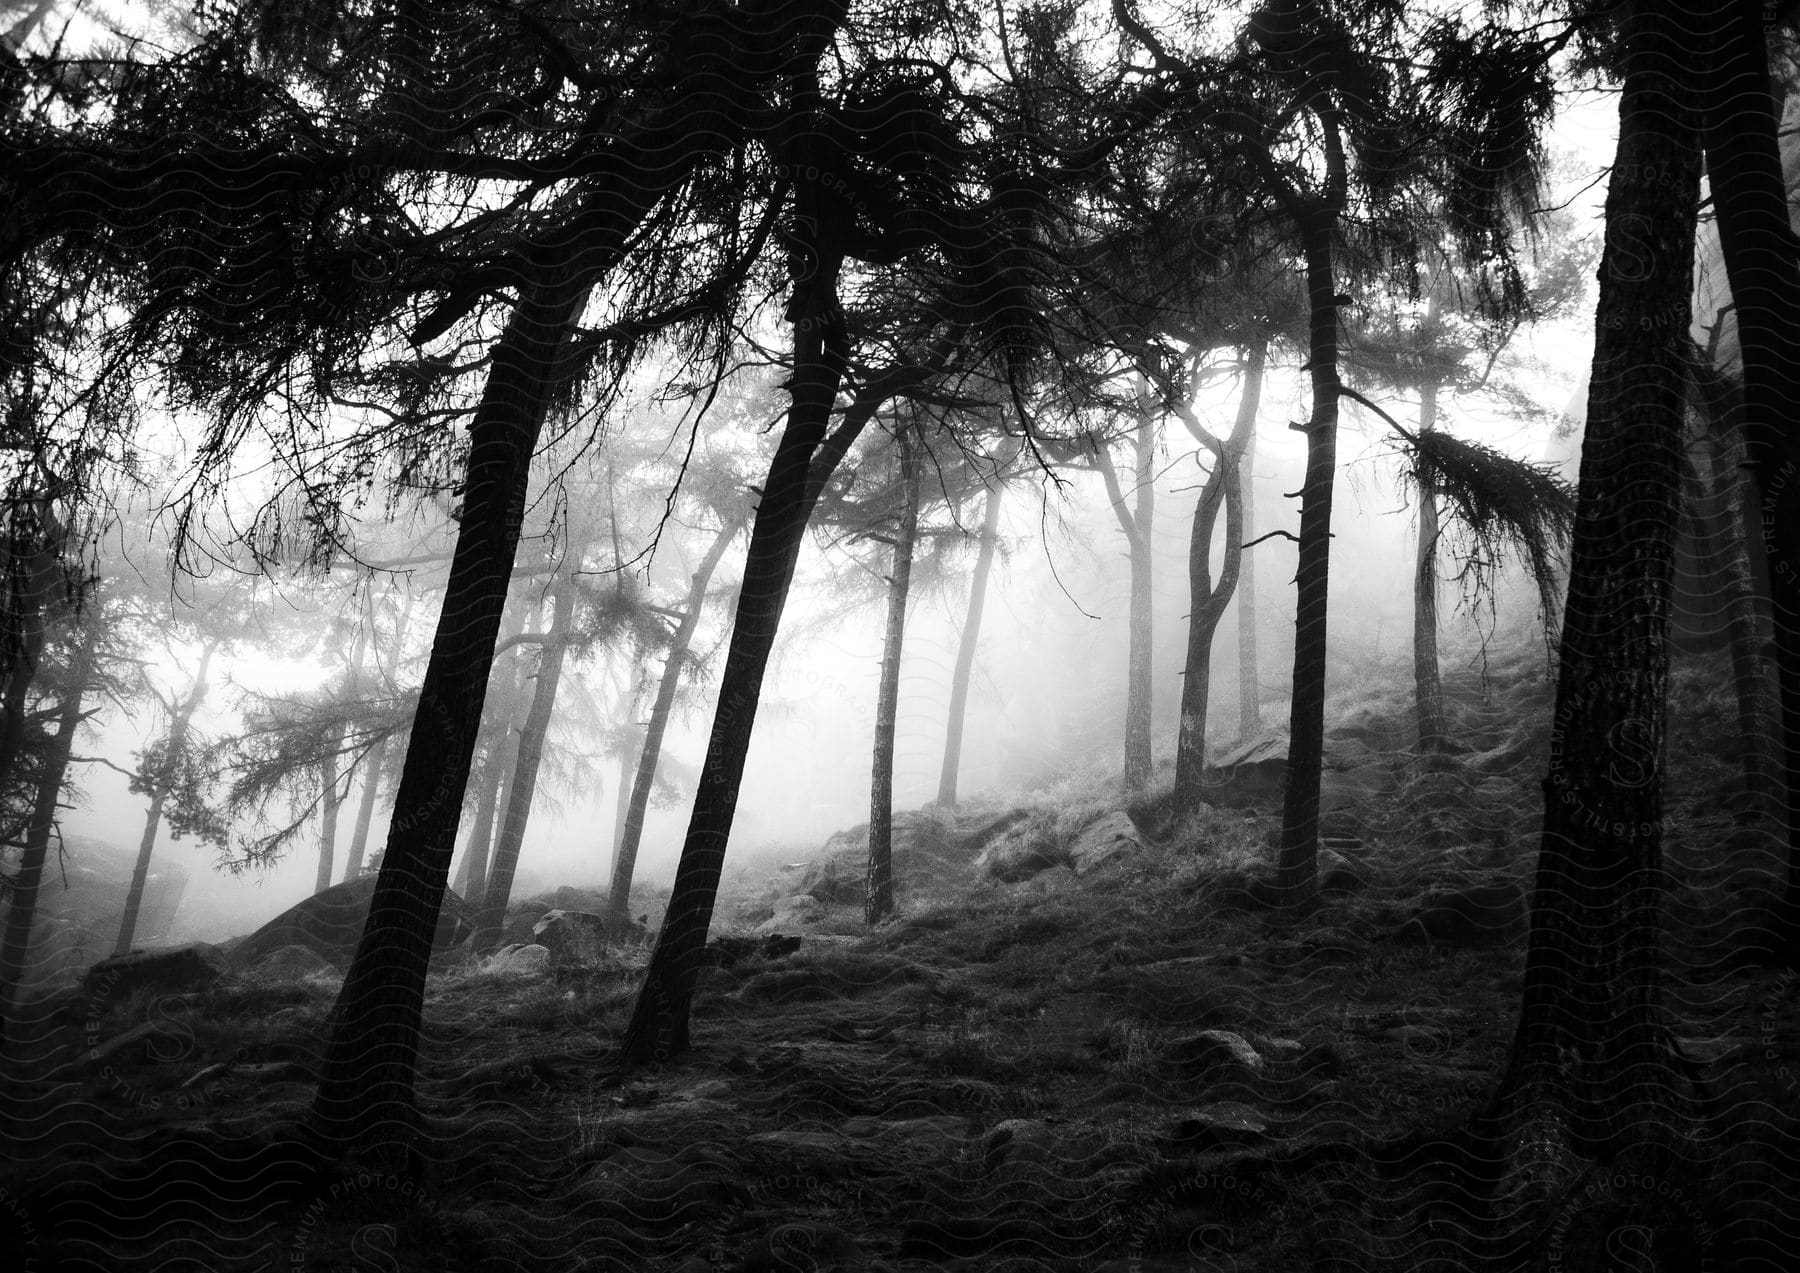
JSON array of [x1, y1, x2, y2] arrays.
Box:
[[1, 643, 1796, 1271]]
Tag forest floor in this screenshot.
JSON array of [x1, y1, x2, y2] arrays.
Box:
[[3, 646, 1799, 1271]]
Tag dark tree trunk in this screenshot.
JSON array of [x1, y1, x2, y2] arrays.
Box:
[[1412, 378, 1448, 757], [618, 280, 964, 1061], [1478, 10, 1715, 1230], [115, 640, 215, 955], [0, 537, 57, 791], [1237, 426, 1261, 739], [310, 275, 593, 1147], [867, 425, 922, 924], [936, 475, 1006, 808], [473, 571, 577, 951], [1698, 405, 1782, 823], [455, 726, 513, 910], [310, 0, 845, 1147], [0, 624, 95, 1054], [619, 141, 859, 1063], [1173, 339, 1264, 809], [1699, 0, 1800, 960], [1274, 216, 1343, 906], [1124, 397, 1156, 791], [606, 512, 744, 928]]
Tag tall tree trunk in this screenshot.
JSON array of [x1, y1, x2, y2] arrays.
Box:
[[1124, 391, 1156, 790], [1412, 378, 1448, 757], [1172, 339, 1264, 810], [115, 641, 215, 955], [311, 0, 845, 1147], [937, 474, 1006, 808], [1237, 425, 1261, 739], [867, 425, 922, 924], [1478, 10, 1715, 1232], [0, 535, 59, 791], [1697, 403, 1783, 822], [473, 572, 578, 951], [1274, 215, 1344, 907], [618, 141, 857, 1064], [0, 623, 96, 1054], [311, 275, 593, 1147], [606, 512, 744, 927], [1699, 0, 1800, 961]]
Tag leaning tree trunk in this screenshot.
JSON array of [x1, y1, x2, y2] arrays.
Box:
[[473, 573, 578, 951], [1476, 13, 1717, 1243], [1172, 339, 1264, 810], [1123, 394, 1156, 791], [1412, 378, 1448, 758], [619, 152, 857, 1064], [115, 641, 215, 955], [311, 274, 594, 1147], [606, 511, 744, 928], [936, 473, 1006, 809], [867, 425, 922, 924], [0, 624, 96, 1054], [1699, 0, 1800, 961], [311, 0, 844, 1147], [1236, 425, 1261, 739], [1273, 214, 1344, 907]]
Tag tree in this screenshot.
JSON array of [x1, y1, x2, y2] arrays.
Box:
[[471, 558, 580, 950], [605, 502, 746, 929], [1236, 422, 1262, 739], [0, 608, 99, 1054], [1170, 338, 1265, 811], [116, 637, 218, 955], [341, 584, 419, 882], [1474, 4, 1720, 1246], [1093, 375, 1159, 792], [1694, 0, 1800, 960], [866, 418, 923, 923], [936, 440, 1019, 808]]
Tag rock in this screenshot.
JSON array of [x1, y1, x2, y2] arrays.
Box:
[[739, 1220, 863, 1272], [484, 943, 551, 976], [83, 943, 224, 999], [1162, 1029, 1263, 1087], [1164, 1100, 1273, 1152], [982, 1118, 1057, 1172], [532, 909, 648, 963], [704, 932, 802, 968], [799, 853, 864, 904], [248, 944, 340, 983], [756, 895, 822, 934], [956, 808, 1031, 856], [228, 876, 473, 969], [1318, 848, 1367, 895], [1070, 811, 1141, 875], [975, 819, 1064, 881], [1400, 880, 1528, 944]]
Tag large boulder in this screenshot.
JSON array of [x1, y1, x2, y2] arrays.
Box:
[[1070, 811, 1142, 875], [485, 943, 551, 977], [248, 944, 341, 984], [227, 876, 474, 970], [532, 909, 649, 964], [84, 943, 225, 999], [755, 895, 822, 934]]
